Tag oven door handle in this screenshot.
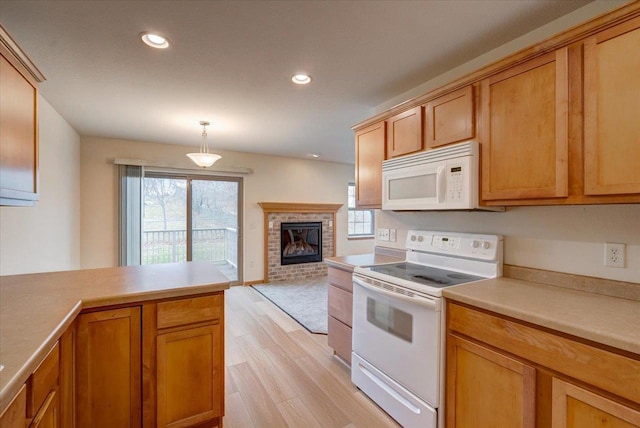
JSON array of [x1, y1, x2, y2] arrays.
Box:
[[353, 276, 440, 311]]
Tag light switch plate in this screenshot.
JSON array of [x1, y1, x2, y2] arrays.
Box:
[[377, 228, 390, 241]]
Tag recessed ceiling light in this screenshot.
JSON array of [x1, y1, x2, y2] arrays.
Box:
[[311, 153, 320, 158], [292, 74, 312, 85], [140, 32, 170, 49]]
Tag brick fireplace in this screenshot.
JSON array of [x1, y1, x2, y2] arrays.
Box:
[[258, 202, 342, 282]]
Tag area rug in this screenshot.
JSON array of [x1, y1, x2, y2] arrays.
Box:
[[252, 277, 328, 334]]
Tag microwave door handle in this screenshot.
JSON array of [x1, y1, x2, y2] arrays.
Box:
[[353, 276, 439, 311], [436, 166, 446, 203]]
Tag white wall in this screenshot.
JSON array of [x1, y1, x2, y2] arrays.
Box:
[[80, 137, 374, 282], [376, 206, 640, 283], [0, 96, 81, 275], [372, 0, 639, 284]]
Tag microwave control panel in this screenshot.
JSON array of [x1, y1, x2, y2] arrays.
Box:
[[447, 165, 465, 202]]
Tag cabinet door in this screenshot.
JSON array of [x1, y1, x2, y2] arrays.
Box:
[[76, 307, 141, 428], [387, 106, 423, 157], [425, 86, 475, 149], [446, 334, 536, 428], [59, 326, 75, 428], [0, 384, 26, 428], [481, 49, 569, 201], [157, 324, 223, 427], [29, 390, 58, 428], [584, 17, 640, 196], [355, 121, 386, 208], [0, 47, 39, 205], [552, 378, 640, 428]]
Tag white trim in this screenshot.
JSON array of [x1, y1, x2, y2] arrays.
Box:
[[113, 158, 253, 175]]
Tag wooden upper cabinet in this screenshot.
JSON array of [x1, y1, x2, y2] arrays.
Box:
[[355, 121, 386, 208], [583, 16, 640, 196], [425, 86, 475, 149], [0, 25, 44, 206], [386, 106, 423, 157], [481, 49, 569, 201]]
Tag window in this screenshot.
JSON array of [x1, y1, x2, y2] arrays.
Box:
[[348, 183, 374, 237], [119, 166, 242, 283]]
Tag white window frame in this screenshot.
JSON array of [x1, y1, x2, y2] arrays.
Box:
[[347, 182, 375, 238]]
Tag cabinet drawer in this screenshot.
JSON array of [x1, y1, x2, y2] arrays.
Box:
[[447, 302, 640, 404], [328, 284, 352, 327], [328, 267, 353, 292], [157, 294, 222, 329], [27, 342, 59, 418], [328, 316, 352, 364]]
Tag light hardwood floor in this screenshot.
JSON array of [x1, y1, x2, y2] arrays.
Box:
[[224, 285, 400, 428]]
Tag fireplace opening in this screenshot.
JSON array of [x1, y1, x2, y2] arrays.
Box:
[[280, 222, 322, 265]]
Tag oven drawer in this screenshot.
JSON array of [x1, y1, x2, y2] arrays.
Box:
[[352, 353, 437, 428], [328, 316, 352, 364], [328, 284, 352, 326]]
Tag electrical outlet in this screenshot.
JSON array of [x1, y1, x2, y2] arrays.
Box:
[[604, 243, 625, 268], [389, 229, 397, 242], [249, 260, 255, 268], [377, 228, 390, 241]]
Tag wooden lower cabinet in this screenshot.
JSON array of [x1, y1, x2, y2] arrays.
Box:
[[29, 390, 58, 428], [157, 325, 222, 427], [0, 385, 27, 428], [446, 335, 535, 428], [552, 378, 640, 428], [75, 307, 142, 428], [446, 302, 640, 428], [144, 294, 224, 428], [327, 266, 354, 364], [0, 293, 224, 428], [58, 326, 75, 428]]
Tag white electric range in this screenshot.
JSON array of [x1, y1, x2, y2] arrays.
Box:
[[351, 230, 503, 428]]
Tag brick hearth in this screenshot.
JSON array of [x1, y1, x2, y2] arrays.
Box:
[[258, 202, 342, 282]]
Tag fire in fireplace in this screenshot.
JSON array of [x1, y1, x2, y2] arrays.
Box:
[[280, 222, 322, 265]]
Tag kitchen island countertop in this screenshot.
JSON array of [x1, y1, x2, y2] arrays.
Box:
[[0, 261, 230, 414]]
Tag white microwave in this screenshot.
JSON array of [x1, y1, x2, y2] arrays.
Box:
[[382, 141, 503, 211]]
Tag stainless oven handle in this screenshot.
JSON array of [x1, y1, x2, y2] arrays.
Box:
[[353, 276, 440, 311]]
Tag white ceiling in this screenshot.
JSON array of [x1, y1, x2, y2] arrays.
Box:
[[0, 0, 592, 164]]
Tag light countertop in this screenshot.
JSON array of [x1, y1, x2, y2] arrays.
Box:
[[443, 277, 640, 356], [325, 253, 403, 271], [0, 261, 230, 413]]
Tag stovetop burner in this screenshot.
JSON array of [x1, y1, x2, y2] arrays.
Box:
[[367, 263, 484, 288]]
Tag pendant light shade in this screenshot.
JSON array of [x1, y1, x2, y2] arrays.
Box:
[[187, 121, 221, 168]]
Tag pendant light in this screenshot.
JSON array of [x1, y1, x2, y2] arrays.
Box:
[[187, 121, 221, 168]]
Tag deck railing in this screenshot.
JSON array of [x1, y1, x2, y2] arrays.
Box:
[[142, 227, 237, 265]]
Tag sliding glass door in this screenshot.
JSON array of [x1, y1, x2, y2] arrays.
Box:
[[142, 173, 242, 284]]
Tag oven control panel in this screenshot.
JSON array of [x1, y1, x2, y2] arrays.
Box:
[[406, 230, 502, 261]]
